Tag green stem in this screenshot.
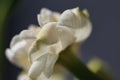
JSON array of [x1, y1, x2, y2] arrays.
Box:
[[58, 46, 103, 80]]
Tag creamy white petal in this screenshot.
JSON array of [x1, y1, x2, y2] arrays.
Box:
[[58, 10, 81, 28], [28, 53, 48, 80], [20, 26, 40, 39], [6, 40, 30, 70], [70, 8, 92, 42], [44, 53, 59, 77], [74, 21, 92, 42], [71, 7, 80, 17], [10, 35, 21, 48], [37, 73, 49, 80], [57, 26, 75, 49], [37, 8, 60, 26], [20, 30, 36, 39], [28, 22, 59, 61], [71, 8, 91, 29], [36, 22, 59, 44], [17, 72, 28, 80], [6, 49, 16, 64], [58, 8, 92, 42]]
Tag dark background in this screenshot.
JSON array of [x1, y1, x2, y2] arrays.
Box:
[[5, 0, 120, 80]]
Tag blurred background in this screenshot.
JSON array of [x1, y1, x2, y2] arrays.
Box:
[[0, 0, 120, 80]]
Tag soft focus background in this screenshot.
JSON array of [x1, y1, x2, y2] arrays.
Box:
[[1, 0, 120, 80]]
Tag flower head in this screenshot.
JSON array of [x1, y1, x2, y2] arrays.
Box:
[[6, 7, 92, 80], [28, 7, 92, 80]]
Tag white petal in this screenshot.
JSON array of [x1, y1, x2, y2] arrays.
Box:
[[6, 40, 26, 63], [71, 8, 92, 42], [44, 53, 58, 77], [20, 30, 36, 39], [58, 10, 81, 28], [37, 8, 60, 26], [74, 21, 92, 42], [29, 45, 49, 63], [6, 40, 30, 70], [37, 73, 49, 80], [36, 22, 59, 44], [10, 35, 21, 48], [28, 53, 48, 80], [28, 22, 59, 61], [71, 7, 89, 26], [5, 49, 16, 64], [58, 8, 92, 42], [71, 7, 80, 17], [56, 26, 75, 49], [20, 26, 40, 39], [17, 72, 28, 80]]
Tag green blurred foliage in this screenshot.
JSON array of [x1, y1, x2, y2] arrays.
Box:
[[0, 0, 18, 79], [87, 58, 115, 80]]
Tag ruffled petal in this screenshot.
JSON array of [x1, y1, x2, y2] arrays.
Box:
[[17, 72, 28, 80], [43, 53, 59, 77], [36, 22, 59, 44], [57, 26, 75, 49], [74, 21, 92, 42], [6, 26, 41, 71], [58, 10, 81, 28], [28, 53, 48, 80], [6, 40, 30, 70], [20, 25, 40, 39], [29, 23, 59, 60], [58, 8, 92, 42], [37, 8, 60, 26], [10, 35, 21, 48]]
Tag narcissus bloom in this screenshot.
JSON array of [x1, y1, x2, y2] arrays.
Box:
[[6, 7, 92, 80]]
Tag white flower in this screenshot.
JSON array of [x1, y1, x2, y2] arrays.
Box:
[[6, 7, 92, 80], [28, 7, 92, 80]]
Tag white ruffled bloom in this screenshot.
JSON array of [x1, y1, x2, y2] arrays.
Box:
[[28, 7, 92, 80], [5, 25, 40, 71], [6, 7, 92, 80]]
